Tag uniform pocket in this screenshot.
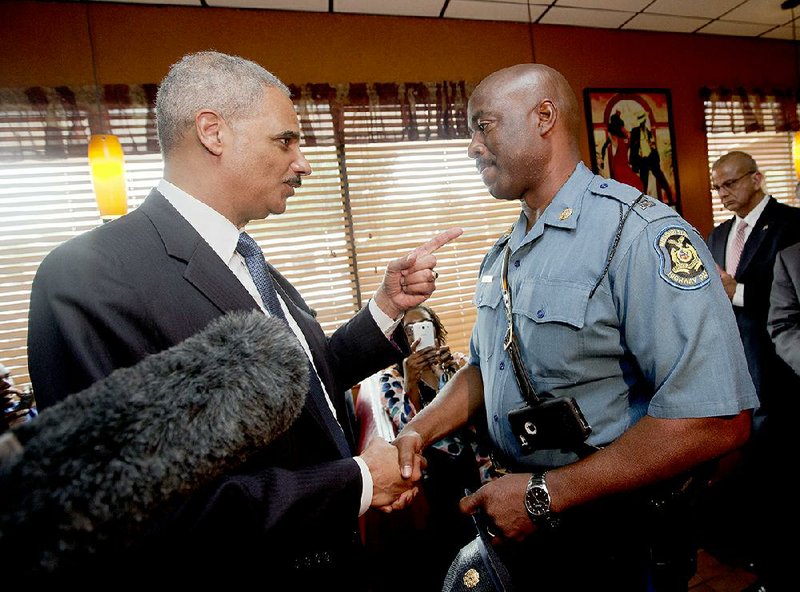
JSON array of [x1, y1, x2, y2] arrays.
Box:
[[515, 280, 590, 329], [473, 281, 503, 360], [512, 280, 591, 381]]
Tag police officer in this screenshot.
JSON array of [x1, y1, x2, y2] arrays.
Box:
[[392, 64, 758, 590]]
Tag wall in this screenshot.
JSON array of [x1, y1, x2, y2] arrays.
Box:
[[1, 1, 795, 236]]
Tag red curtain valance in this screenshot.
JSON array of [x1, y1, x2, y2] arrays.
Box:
[[701, 86, 800, 134], [0, 80, 473, 161]]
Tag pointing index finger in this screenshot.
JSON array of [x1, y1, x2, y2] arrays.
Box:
[[413, 227, 463, 257]]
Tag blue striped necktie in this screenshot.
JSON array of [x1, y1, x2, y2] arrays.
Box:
[[236, 232, 351, 455]]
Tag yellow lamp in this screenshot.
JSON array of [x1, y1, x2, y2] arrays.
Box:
[[793, 131, 800, 180], [88, 134, 128, 221]]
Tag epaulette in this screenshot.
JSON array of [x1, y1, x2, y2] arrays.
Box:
[[587, 176, 677, 223]]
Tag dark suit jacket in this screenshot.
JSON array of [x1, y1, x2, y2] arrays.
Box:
[[707, 197, 800, 419], [27, 189, 405, 583]]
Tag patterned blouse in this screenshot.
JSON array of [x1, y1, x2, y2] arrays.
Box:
[[378, 363, 496, 484]]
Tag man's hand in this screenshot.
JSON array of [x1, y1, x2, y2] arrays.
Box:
[[716, 264, 737, 301], [373, 228, 463, 320], [360, 436, 422, 511], [459, 474, 535, 543]]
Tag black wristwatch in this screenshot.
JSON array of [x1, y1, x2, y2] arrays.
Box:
[[524, 473, 559, 528]]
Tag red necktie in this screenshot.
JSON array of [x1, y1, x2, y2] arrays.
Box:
[[726, 220, 748, 276]]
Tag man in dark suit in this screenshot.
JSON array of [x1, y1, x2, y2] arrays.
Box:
[[705, 150, 800, 590], [26, 51, 460, 586]]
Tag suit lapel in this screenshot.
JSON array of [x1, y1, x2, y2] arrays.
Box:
[[270, 270, 353, 456], [737, 198, 776, 276], [142, 190, 351, 455], [711, 218, 734, 268], [140, 190, 258, 314]]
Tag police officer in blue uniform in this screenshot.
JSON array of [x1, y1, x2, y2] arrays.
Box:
[[394, 64, 758, 591]]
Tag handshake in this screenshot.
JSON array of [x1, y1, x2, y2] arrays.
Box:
[[360, 436, 425, 512]]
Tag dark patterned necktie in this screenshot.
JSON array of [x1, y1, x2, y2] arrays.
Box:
[[236, 232, 351, 455], [236, 232, 287, 321]]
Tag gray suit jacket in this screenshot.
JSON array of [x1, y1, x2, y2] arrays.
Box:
[[768, 242, 800, 377]]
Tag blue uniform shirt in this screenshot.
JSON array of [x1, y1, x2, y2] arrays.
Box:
[[469, 163, 758, 469]]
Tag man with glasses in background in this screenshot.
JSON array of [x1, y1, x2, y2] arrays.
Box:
[[705, 150, 800, 591]]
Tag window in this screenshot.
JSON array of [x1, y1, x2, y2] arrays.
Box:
[[345, 139, 519, 352], [0, 107, 518, 390], [0, 153, 161, 386], [704, 95, 800, 227]]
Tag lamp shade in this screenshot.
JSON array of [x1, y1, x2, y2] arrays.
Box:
[[794, 131, 800, 180], [88, 134, 128, 220]]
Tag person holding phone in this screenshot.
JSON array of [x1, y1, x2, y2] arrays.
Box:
[[375, 304, 495, 590]]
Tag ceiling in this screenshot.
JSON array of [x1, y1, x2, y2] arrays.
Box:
[[87, 0, 800, 40]]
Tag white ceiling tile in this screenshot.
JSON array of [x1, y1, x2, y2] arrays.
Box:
[[697, 20, 775, 37], [539, 6, 633, 29], [83, 0, 800, 39], [445, 1, 544, 23], [91, 0, 202, 5], [724, 0, 796, 26], [645, 0, 742, 19], [553, 0, 648, 10], [760, 23, 799, 40], [207, 0, 327, 9], [623, 13, 709, 34], [335, 0, 443, 18]]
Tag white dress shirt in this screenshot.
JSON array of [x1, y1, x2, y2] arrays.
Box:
[[158, 179, 400, 515]]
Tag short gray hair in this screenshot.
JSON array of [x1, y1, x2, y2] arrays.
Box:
[[155, 51, 290, 156]]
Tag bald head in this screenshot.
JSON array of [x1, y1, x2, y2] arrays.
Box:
[[467, 63, 582, 209], [712, 151, 758, 174], [710, 150, 764, 217], [474, 64, 581, 148]]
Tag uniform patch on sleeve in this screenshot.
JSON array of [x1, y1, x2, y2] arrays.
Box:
[[654, 226, 710, 290]]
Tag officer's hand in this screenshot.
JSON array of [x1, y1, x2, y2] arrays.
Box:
[[392, 428, 425, 481], [459, 474, 535, 543]]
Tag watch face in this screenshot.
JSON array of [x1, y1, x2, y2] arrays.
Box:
[[526, 484, 550, 516]]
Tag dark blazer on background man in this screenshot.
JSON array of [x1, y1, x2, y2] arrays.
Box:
[[27, 189, 405, 581], [707, 196, 800, 419]]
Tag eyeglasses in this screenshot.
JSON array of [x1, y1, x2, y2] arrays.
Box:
[[711, 170, 756, 194]]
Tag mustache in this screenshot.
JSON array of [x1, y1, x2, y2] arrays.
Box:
[[475, 160, 494, 172], [284, 176, 303, 188]]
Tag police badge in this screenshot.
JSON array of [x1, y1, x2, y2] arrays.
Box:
[[654, 226, 710, 290]]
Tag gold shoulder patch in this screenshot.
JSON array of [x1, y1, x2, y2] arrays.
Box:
[[654, 226, 710, 290]]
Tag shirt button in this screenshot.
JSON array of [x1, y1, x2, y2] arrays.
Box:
[[493, 414, 499, 422], [514, 260, 520, 268], [600, 182, 608, 188], [536, 309, 545, 318], [499, 361, 505, 370]]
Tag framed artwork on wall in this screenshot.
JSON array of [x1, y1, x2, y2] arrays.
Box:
[[584, 88, 680, 213]]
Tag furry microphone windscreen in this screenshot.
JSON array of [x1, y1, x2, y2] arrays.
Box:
[[0, 310, 308, 571]]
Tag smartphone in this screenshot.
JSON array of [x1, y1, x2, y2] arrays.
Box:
[[411, 320, 435, 349]]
